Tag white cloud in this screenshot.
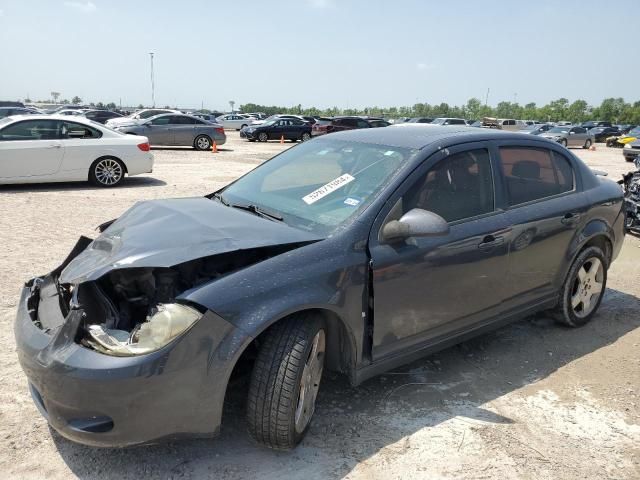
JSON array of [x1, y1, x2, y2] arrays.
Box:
[[63, 1, 96, 13], [307, 0, 333, 8]]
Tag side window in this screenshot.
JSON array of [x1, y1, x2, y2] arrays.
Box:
[[63, 122, 101, 139], [0, 120, 61, 141], [403, 149, 494, 222], [357, 120, 370, 128], [175, 116, 196, 124], [451, 119, 466, 125], [150, 116, 171, 125], [499, 147, 574, 206]]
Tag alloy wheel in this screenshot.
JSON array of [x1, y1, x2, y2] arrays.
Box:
[[294, 329, 325, 434], [196, 136, 211, 150], [570, 257, 604, 318], [94, 159, 123, 186]]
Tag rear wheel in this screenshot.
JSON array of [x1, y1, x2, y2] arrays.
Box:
[[550, 246, 607, 327], [258, 132, 268, 142], [301, 132, 311, 142], [247, 314, 326, 450], [89, 157, 125, 187], [583, 139, 592, 149], [559, 138, 568, 147], [194, 135, 212, 151]]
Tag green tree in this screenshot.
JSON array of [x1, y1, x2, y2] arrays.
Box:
[[71, 96, 82, 104]]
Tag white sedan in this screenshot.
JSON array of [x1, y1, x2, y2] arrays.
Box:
[[0, 115, 154, 187], [215, 114, 256, 130], [105, 108, 180, 129]]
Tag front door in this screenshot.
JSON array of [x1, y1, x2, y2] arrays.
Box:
[[0, 119, 64, 177], [145, 116, 174, 145], [368, 143, 510, 360]]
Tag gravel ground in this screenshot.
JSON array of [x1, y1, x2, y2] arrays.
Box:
[[0, 135, 638, 479]]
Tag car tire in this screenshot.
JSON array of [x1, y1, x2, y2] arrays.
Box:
[[89, 157, 125, 187], [583, 139, 592, 149], [258, 132, 268, 142], [301, 132, 311, 142], [194, 135, 212, 151], [550, 246, 607, 328], [247, 314, 326, 450], [241, 124, 248, 130], [559, 138, 568, 147]]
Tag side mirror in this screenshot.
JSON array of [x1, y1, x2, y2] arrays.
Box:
[[569, 131, 575, 135], [381, 208, 449, 242]]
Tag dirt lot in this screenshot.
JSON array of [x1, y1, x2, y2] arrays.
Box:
[[0, 135, 638, 479]]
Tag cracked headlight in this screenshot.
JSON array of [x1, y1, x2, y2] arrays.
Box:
[[87, 303, 202, 356]]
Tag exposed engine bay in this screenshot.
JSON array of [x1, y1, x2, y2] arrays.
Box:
[[57, 245, 301, 356]]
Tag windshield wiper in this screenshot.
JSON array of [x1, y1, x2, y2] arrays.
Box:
[[229, 203, 284, 222], [213, 192, 229, 206], [213, 192, 283, 221]]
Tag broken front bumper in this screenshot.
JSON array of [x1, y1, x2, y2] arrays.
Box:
[[14, 275, 251, 448]]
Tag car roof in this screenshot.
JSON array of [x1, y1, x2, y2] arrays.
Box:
[[318, 124, 559, 150]]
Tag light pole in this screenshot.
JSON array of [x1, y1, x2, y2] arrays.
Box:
[[229, 100, 235, 113], [149, 52, 155, 107]]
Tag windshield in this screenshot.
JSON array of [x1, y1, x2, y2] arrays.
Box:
[[430, 118, 446, 125], [221, 139, 417, 235], [521, 125, 537, 130], [549, 127, 568, 133], [628, 127, 640, 136]]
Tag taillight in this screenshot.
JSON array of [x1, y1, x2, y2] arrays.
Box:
[[215, 127, 225, 135], [137, 142, 150, 151]]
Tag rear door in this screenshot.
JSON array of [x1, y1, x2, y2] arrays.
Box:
[[0, 119, 64, 177], [496, 142, 587, 308], [369, 142, 511, 360]]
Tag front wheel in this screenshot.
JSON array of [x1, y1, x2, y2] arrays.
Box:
[[247, 315, 326, 450], [301, 132, 311, 142], [258, 132, 268, 142], [559, 138, 568, 147], [89, 157, 125, 187], [550, 246, 607, 327], [583, 139, 592, 149]]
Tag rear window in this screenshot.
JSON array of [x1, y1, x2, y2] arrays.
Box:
[[499, 147, 574, 206]]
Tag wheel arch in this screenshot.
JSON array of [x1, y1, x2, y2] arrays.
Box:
[[88, 155, 128, 181], [229, 307, 357, 384]]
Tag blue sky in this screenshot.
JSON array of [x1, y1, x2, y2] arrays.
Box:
[[0, 0, 637, 110]]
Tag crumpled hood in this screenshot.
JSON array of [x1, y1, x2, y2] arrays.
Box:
[[59, 197, 322, 284]]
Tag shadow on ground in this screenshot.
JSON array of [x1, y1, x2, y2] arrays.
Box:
[[0, 176, 166, 193], [51, 288, 639, 479]]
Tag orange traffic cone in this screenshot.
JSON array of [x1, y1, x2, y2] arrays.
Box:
[[212, 141, 218, 153], [280, 135, 284, 144]]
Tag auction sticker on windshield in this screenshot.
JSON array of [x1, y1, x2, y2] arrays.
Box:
[[302, 174, 355, 205]]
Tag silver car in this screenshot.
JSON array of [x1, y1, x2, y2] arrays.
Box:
[[115, 113, 226, 150], [540, 125, 594, 149]]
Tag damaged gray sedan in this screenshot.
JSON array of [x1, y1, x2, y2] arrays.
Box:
[[15, 126, 625, 450]]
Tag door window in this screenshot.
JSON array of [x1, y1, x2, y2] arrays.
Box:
[[0, 119, 61, 141], [403, 148, 495, 222], [149, 116, 171, 125], [499, 147, 574, 206], [62, 121, 101, 139]]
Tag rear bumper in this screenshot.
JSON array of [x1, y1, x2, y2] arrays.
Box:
[[15, 274, 251, 447], [623, 149, 640, 161]]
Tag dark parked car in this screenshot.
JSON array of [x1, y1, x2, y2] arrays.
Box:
[[623, 139, 640, 162], [407, 117, 434, 123], [581, 121, 612, 130], [590, 126, 621, 142], [15, 126, 624, 451], [81, 110, 123, 124], [240, 118, 312, 142], [0, 107, 41, 118], [115, 113, 226, 150], [311, 116, 388, 136]]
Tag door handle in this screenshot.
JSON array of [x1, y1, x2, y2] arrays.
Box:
[[561, 212, 581, 225], [478, 235, 504, 250], [47, 143, 62, 148]]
